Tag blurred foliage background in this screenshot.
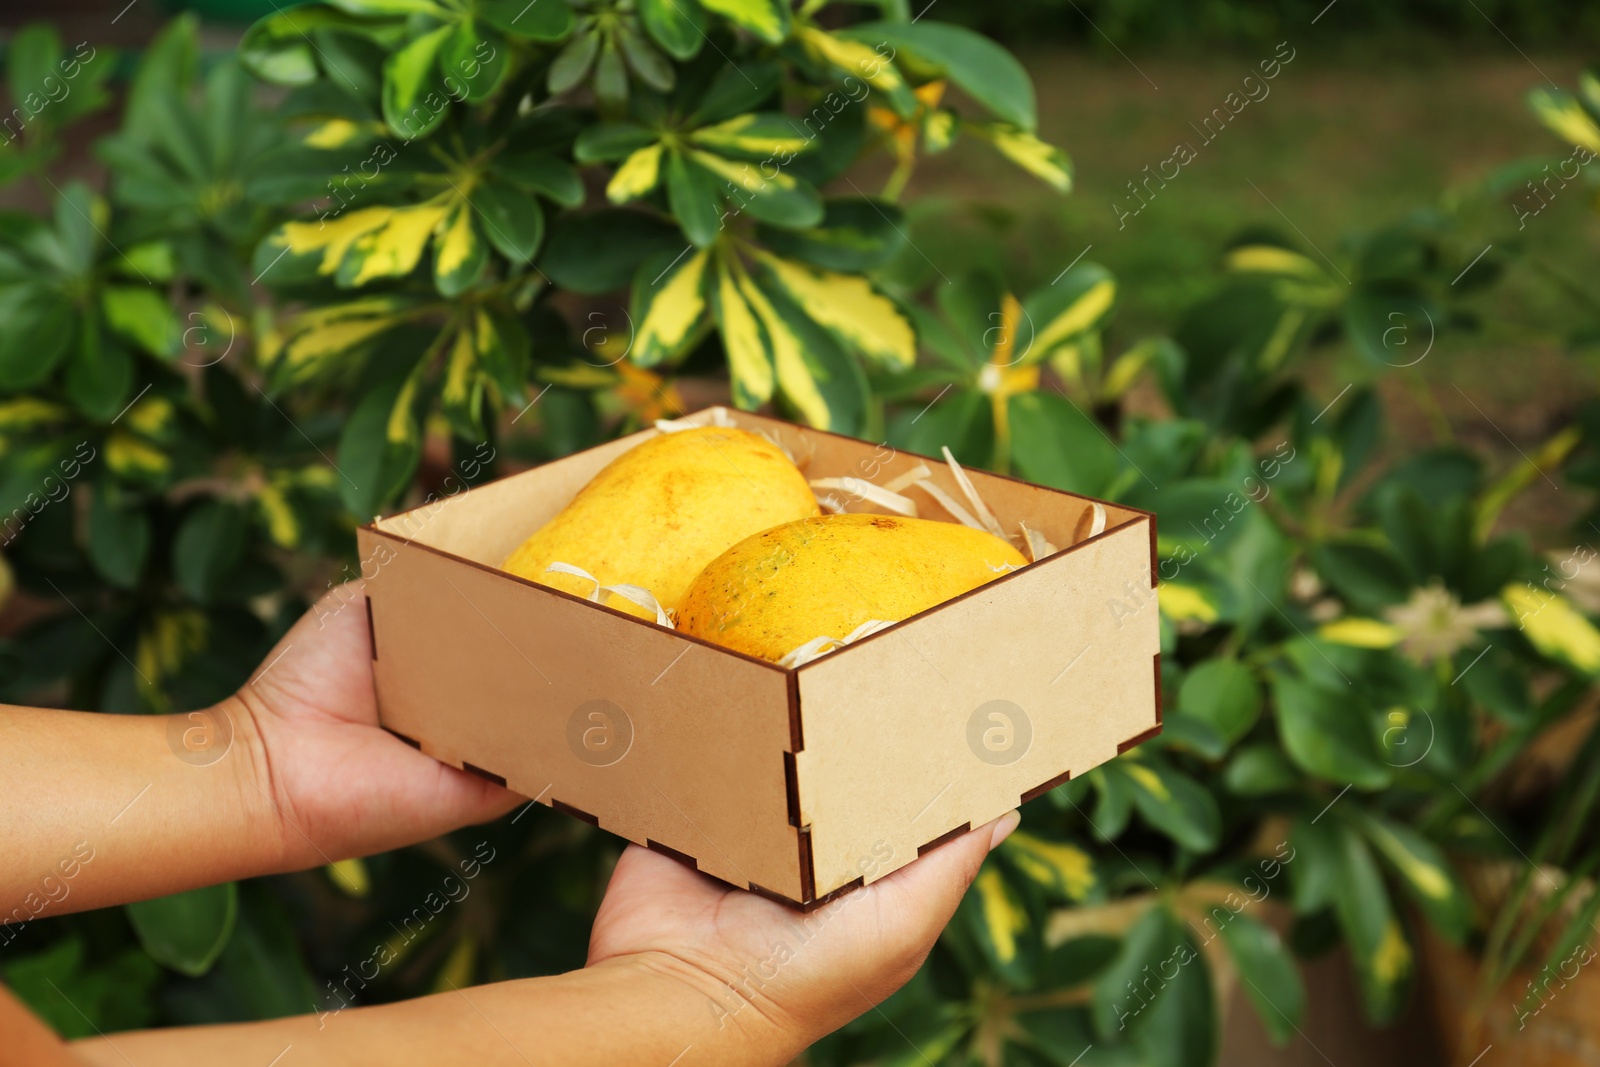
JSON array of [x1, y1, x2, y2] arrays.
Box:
[[1, 2, 1598, 1065]]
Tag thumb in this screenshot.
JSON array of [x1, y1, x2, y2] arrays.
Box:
[[876, 810, 1020, 932]]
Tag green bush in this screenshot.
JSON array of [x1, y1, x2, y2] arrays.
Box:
[[1, 12, 1598, 1065], [922, 0, 1600, 50]]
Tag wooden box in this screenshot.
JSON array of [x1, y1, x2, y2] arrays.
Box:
[[357, 407, 1160, 907]]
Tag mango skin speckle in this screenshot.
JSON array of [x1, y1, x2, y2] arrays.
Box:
[[502, 427, 819, 619], [677, 513, 1028, 661]]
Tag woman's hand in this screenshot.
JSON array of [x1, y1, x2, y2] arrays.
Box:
[[230, 583, 520, 869], [587, 812, 1020, 1058]]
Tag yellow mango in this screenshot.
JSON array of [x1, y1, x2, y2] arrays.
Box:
[[677, 513, 1028, 661], [502, 426, 819, 619]]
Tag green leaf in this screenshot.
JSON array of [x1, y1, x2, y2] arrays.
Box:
[[1288, 817, 1341, 914], [1117, 758, 1220, 852], [3, 937, 159, 1038], [495, 151, 584, 206], [8, 25, 63, 123], [1223, 744, 1300, 796], [844, 21, 1035, 129], [574, 121, 660, 163], [87, 490, 150, 589], [1216, 911, 1305, 1045], [1332, 824, 1412, 1024], [1270, 672, 1391, 790], [593, 38, 628, 111], [64, 328, 133, 421], [541, 208, 682, 293], [327, 0, 444, 14], [125, 882, 238, 977], [617, 21, 675, 92], [1131, 923, 1216, 1067], [1360, 815, 1473, 945], [1178, 659, 1262, 745], [687, 57, 781, 125], [101, 285, 178, 357], [696, 0, 789, 43], [755, 197, 906, 272], [1007, 391, 1120, 497], [666, 152, 724, 248], [381, 25, 454, 139], [639, 0, 706, 59], [339, 373, 424, 518], [475, 177, 545, 264], [0, 284, 74, 389], [548, 27, 600, 93], [441, 20, 508, 103], [172, 500, 247, 603], [477, 0, 574, 40], [1091, 904, 1166, 1036]]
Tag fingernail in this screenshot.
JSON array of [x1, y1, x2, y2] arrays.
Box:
[[988, 810, 1021, 851]]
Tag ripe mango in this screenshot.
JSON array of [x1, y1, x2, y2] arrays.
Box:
[[677, 513, 1028, 661], [502, 426, 819, 619]]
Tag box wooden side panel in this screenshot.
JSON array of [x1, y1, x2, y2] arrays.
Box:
[[357, 527, 805, 899], [793, 518, 1159, 897]]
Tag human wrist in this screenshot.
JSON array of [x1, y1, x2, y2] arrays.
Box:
[[592, 951, 816, 1067], [206, 693, 308, 875]]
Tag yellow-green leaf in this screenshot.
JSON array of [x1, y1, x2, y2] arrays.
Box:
[[0, 398, 70, 430], [386, 372, 420, 446], [735, 271, 828, 428], [973, 868, 1025, 964], [1031, 279, 1115, 357], [272, 206, 395, 275], [712, 262, 774, 408], [795, 25, 902, 92], [433, 201, 485, 296], [105, 432, 171, 480], [607, 142, 665, 203], [302, 117, 367, 149], [101, 286, 178, 357], [326, 858, 370, 897], [1158, 583, 1218, 623], [696, 0, 789, 43], [632, 247, 710, 366], [1476, 426, 1582, 540], [757, 252, 914, 370], [279, 316, 399, 383], [689, 113, 811, 157], [1003, 831, 1095, 901], [123, 397, 175, 438], [985, 124, 1071, 192], [1503, 583, 1600, 675], [256, 482, 300, 549], [1318, 617, 1403, 649], [430, 935, 477, 993], [1529, 88, 1600, 154], [1225, 244, 1325, 278], [341, 201, 451, 286]]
